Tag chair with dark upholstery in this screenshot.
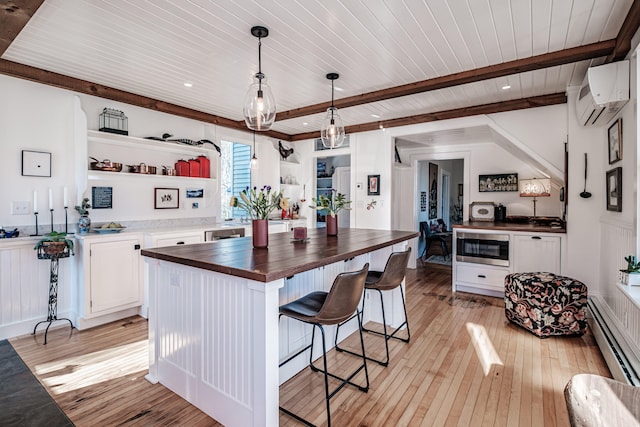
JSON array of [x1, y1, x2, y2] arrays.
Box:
[[335, 248, 412, 366], [278, 263, 370, 427], [419, 220, 450, 259]]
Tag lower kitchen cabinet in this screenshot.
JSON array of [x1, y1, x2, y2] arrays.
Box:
[[75, 233, 143, 329], [454, 262, 510, 298], [452, 228, 564, 298], [512, 234, 561, 273]]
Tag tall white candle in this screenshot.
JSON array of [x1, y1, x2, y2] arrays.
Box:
[[48, 188, 53, 211], [63, 187, 68, 208], [33, 190, 38, 213]]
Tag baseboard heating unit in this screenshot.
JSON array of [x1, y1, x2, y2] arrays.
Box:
[[588, 296, 640, 385]]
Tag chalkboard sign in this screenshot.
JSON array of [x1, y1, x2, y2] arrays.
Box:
[[92, 186, 113, 209]]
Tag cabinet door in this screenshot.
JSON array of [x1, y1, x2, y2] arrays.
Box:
[[89, 238, 141, 314], [513, 235, 561, 274]]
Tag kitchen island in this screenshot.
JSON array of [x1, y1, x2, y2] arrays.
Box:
[[141, 227, 418, 427]]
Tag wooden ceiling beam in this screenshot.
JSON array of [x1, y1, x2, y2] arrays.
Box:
[[288, 93, 567, 142], [276, 41, 614, 122], [0, 58, 292, 141], [606, 0, 640, 62], [0, 0, 44, 56]]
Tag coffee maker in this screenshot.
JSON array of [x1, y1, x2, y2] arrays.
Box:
[[494, 203, 507, 222]]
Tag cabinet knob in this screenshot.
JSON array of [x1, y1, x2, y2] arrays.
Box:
[[176, 241, 185, 245], [531, 236, 542, 240], [134, 244, 141, 250], [478, 274, 486, 278]]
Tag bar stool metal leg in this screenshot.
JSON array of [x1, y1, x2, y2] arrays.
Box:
[[335, 285, 410, 366], [278, 264, 370, 426], [279, 308, 369, 427]]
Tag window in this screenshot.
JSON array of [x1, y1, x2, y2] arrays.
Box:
[[220, 140, 251, 220]]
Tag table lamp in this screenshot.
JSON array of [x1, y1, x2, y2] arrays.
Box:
[[519, 178, 551, 217]]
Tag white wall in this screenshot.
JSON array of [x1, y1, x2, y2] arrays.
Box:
[[0, 74, 236, 230], [0, 75, 75, 231]]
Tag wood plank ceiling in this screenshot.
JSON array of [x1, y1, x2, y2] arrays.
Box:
[[1, 0, 638, 142]]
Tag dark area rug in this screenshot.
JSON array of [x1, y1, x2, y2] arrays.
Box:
[[0, 340, 73, 426]]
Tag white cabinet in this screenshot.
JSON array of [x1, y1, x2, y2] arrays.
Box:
[[75, 233, 144, 329], [454, 262, 510, 297], [512, 234, 561, 274], [452, 228, 564, 298]]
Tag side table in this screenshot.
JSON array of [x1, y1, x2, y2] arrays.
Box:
[[34, 245, 74, 344]]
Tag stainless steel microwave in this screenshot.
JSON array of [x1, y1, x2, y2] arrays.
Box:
[[456, 232, 509, 267]]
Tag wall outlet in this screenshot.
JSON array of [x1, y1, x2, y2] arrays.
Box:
[[11, 201, 29, 215]]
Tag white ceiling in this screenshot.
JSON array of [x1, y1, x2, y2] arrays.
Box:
[[2, 0, 634, 136]]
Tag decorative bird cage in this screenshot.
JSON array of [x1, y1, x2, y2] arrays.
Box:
[[99, 108, 128, 135]]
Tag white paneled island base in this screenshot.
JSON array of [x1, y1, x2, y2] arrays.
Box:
[[142, 228, 417, 426]]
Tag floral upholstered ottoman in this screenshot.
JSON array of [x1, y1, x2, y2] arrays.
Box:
[[504, 272, 588, 337]]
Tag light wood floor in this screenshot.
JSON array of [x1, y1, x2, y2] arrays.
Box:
[[11, 262, 610, 426]]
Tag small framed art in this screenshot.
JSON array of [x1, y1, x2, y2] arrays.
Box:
[[154, 188, 179, 209], [608, 118, 622, 164], [368, 175, 380, 195], [22, 150, 51, 177], [606, 167, 622, 212]]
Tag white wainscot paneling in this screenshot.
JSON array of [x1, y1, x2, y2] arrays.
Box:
[[0, 240, 73, 340], [148, 259, 282, 427]]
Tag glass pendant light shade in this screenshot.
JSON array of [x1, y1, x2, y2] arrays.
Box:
[[320, 73, 345, 149], [244, 74, 276, 131], [244, 26, 276, 131], [321, 107, 345, 149]]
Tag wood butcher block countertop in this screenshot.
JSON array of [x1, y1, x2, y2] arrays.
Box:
[[453, 221, 566, 233], [141, 228, 419, 283]]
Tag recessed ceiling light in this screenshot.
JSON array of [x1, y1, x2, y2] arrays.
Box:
[[379, 124, 384, 129], [501, 85, 511, 90], [302, 122, 308, 126], [184, 82, 193, 88], [371, 114, 381, 118]]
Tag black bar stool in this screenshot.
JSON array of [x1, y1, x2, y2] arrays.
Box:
[[335, 248, 411, 366], [279, 263, 370, 427]]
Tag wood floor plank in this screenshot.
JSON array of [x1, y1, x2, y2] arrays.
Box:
[[10, 261, 611, 426]]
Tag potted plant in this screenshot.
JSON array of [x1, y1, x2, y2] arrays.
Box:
[[231, 186, 282, 248], [310, 189, 351, 235], [74, 197, 91, 234], [34, 231, 74, 257], [619, 255, 640, 286]]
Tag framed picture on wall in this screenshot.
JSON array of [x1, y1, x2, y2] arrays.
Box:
[[21, 150, 51, 177], [606, 167, 622, 212], [367, 175, 380, 195], [478, 173, 518, 192], [154, 188, 179, 209], [608, 118, 622, 164]]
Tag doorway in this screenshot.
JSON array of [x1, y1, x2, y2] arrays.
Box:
[[316, 155, 351, 228]]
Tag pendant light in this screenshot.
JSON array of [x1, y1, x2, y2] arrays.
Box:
[[250, 131, 258, 170], [320, 73, 345, 149], [243, 26, 276, 131]]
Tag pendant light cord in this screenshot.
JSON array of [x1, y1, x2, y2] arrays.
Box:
[[257, 37, 263, 92], [330, 78, 335, 122]]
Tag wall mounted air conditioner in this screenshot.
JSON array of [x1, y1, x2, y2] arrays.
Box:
[[575, 60, 629, 127]]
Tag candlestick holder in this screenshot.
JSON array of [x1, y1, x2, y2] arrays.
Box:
[[64, 207, 68, 234], [50, 209, 54, 233], [31, 212, 40, 236]]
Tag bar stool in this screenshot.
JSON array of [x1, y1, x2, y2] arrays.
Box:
[[279, 263, 370, 427], [335, 248, 411, 366]]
